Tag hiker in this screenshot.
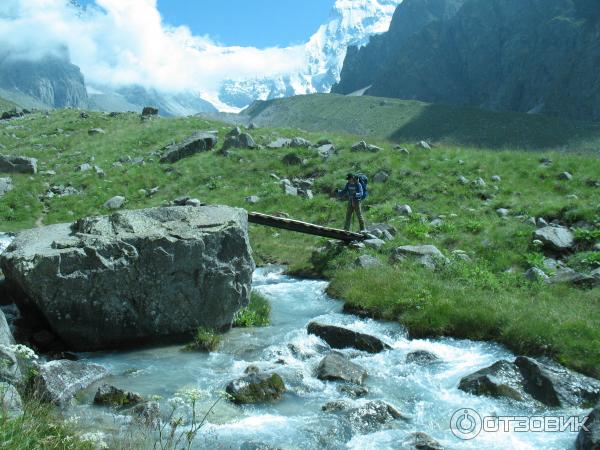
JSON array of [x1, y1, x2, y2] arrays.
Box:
[[338, 173, 366, 232]]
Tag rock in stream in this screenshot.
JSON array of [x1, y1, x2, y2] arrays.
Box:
[[0, 206, 255, 350]]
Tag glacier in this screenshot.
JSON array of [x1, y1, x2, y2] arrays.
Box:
[[214, 0, 403, 112]]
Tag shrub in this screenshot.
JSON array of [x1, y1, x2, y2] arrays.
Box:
[[574, 228, 600, 244], [233, 292, 271, 327], [182, 328, 221, 352]]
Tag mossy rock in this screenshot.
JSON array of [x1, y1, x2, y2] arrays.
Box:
[[226, 373, 286, 404], [94, 384, 144, 407]]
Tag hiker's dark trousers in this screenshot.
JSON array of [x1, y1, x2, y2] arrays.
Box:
[[344, 200, 365, 231]]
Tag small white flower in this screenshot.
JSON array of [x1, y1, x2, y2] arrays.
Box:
[[177, 388, 204, 402], [1, 344, 39, 361], [80, 431, 109, 449], [167, 396, 186, 409], [65, 415, 81, 425]]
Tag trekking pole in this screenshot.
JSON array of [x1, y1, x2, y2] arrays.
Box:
[[325, 200, 333, 226]]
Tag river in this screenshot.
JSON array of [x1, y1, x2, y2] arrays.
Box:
[[0, 233, 585, 449]]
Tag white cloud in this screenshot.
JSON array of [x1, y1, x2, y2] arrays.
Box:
[[0, 0, 308, 93]]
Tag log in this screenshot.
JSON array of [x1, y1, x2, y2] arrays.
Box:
[[248, 212, 365, 242]]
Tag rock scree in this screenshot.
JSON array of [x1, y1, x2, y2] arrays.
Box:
[[0, 205, 255, 350]]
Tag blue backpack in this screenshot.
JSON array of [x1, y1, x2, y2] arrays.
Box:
[[357, 173, 368, 200]]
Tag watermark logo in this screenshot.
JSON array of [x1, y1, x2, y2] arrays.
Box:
[[450, 409, 483, 440], [450, 409, 589, 440]]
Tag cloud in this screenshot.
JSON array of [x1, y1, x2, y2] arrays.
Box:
[[0, 0, 309, 93]]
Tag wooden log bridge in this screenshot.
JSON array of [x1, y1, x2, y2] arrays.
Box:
[[247, 212, 366, 242]]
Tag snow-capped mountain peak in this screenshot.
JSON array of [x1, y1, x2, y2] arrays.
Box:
[[215, 0, 403, 112]]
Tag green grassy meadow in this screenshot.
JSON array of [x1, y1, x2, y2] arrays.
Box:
[[0, 104, 599, 379], [242, 93, 600, 152]]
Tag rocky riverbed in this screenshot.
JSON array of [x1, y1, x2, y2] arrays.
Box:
[[0, 233, 596, 449], [52, 267, 593, 449]]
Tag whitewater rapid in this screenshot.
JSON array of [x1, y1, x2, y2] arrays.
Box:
[[0, 234, 585, 449]]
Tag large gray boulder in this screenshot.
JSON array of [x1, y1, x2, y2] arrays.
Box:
[[354, 255, 382, 269], [351, 141, 368, 151], [459, 357, 600, 408], [307, 322, 390, 353], [372, 170, 389, 183], [515, 356, 600, 408], [317, 144, 336, 158], [0, 155, 37, 174], [0, 309, 21, 385], [316, 351, 367, 384], [33, 360, 108, 405], [0, 206, 254, 350], [576, 403, 600, 450], [458, 360, 525, 401], [0, 345, 21, 385], [160, 132, 217, 163], [534, 226, 575, 253], [0, 177, 12, 197], [0, 309, 14, 347], [290, 137, 312, 148], [222, 131, 256, 151], [524, 267, 550, 282], [547, 268, 599, 288], [267, 138, 292, 149], [392, 245, 448, 269], [103, 195, 126, 210], [0, 382, 23, 417]]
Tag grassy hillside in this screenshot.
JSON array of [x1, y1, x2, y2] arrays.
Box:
[[0, 109, 599, 378], [0, 94, 18, 112], [0, 88, 49, 111], [242, 93, 600, 152]]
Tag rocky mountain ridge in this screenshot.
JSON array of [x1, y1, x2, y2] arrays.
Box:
[[333, 0, 600, 122], [0, 51, 88, 110]]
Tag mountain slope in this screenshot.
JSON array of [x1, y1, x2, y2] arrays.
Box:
[[0, 52, 88, 109], [88, 85, 217, 117], [240, 93, 600, 151], [0, 94, 17, 112], [333, 0, 466, 94], [333, 0, 600, 122]]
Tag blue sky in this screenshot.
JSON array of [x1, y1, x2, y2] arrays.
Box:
[[158, 0, 335, 47], [80, 0, 336, 48]]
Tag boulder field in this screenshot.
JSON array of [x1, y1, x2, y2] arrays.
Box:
[[0, 206, 255, 351]]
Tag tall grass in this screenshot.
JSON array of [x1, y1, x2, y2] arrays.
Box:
[[0, 399, 93, 450]]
